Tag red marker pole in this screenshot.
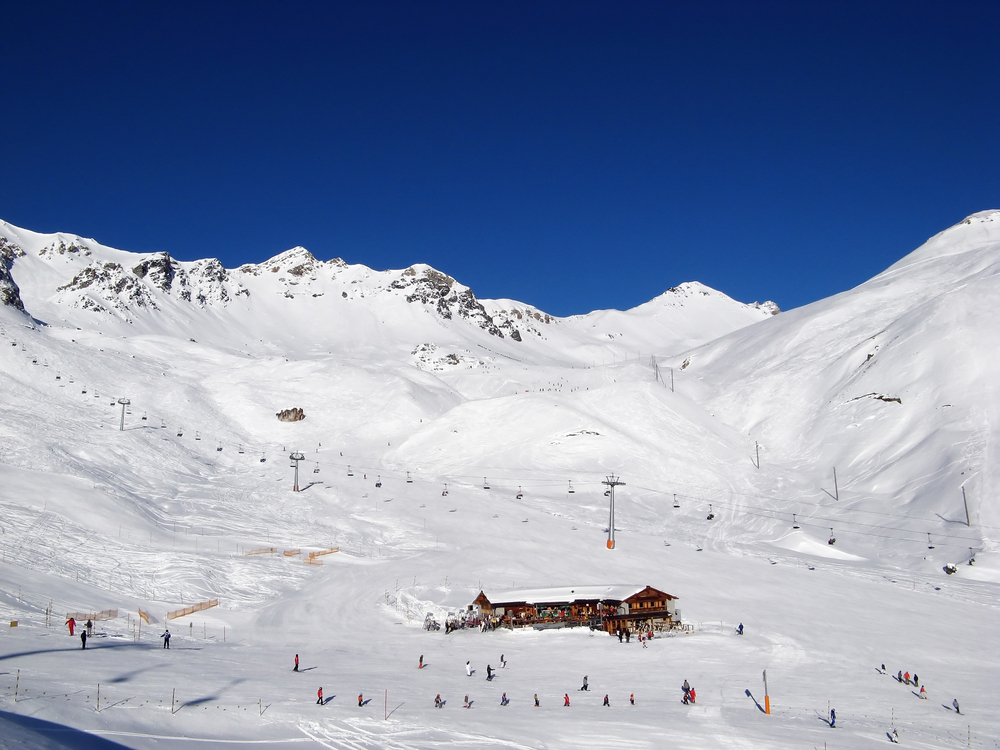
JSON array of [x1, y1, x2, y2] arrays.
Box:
[[763, 670, 770, 715]]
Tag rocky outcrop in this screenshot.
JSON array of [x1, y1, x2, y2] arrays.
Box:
[[390, 266, 518, 340], [276, 407, 306, 422], [0, 237, 26, 311]]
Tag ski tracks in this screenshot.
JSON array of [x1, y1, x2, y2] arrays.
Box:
[[298, 718, 539, 750]]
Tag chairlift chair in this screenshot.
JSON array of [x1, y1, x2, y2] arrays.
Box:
[[442, 482, 449, 497], [484, 477, 490, 490], [568, 481, 575, 494], [516, 485, 523, 500], [238, 444, 244, 454], [82, 387, 87, 394], [55, 374, 61, 380], [707, 504, 715, 521], [141, 412, 147, 421], [177, 427, 184, 437], [927, 533, 935, 550], [604, 490, 611, 497], [347, 465, 354, 476], [673, 494, 680, 509], [195, 432, 201, 441], [406, 471, 413, 483], [313, 464, 320, 474], [375, 475, 382, 488], [260, 453, 266, 463], [828, 528, 836, 545], [216, 442, 223, 452], [792, 513, 800, 529]]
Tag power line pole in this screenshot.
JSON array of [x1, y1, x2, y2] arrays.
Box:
[[289, 451, 305, 491], [603, 475, 625, 550], [117, 398, 130, 431]]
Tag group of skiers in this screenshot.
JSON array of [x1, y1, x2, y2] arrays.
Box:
[[878, 663, 961, 714]]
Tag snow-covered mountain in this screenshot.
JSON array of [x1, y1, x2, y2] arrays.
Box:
[[0, 214, 997, 750]]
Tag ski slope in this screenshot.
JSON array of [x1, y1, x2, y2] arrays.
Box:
[[0, 214, 998, 749]]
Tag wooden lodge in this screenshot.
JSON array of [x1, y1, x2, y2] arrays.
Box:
[[471, 585, 680, 633]]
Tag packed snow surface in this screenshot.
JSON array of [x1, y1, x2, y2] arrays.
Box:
[[0, 214, 998, 749]]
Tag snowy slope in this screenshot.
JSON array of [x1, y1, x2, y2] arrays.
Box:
[[0, 214, 998, 750]]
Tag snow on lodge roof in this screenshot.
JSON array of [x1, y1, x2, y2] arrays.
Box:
[[480, 585, 675, 606]]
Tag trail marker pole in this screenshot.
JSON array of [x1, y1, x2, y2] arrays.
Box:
[[763, 669, 770, 714], [755, 441, 760, 470], [670, 368, 674, 392], [14, 669, 19, 701], [172, 688, 175, 715], [833, 467, 839, 501], [963, 486, 970, 526], [97, 683, 100, 712]]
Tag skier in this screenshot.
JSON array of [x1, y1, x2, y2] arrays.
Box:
[[888, 728, 899, 743], [466, 660, 472, 676], [617, 628, 623, 643], [913, 673, 919, 687], [500, 653, 506, 668], [919, 686, 927, 699], [880, 663, 887, 674], [419, 655, 423, 669], [953, 698, 961, 714], [564, 694, 570, 707], [830, 708, 836, 727], [904, 671, 910, 685], [434, 694, 443, 708], [486, 664, 494, 680], [897, 670, 903, 683], [87, 619, 93, 635], [603, 694, 610, 706], [316, 687, 324, 705], [580, 675, 589, 691], [534, 693, 540, 707], [294, 654, 299, 672], [500, 692, 509, 706], [81, 630, 87, 649], [737, 622, 744, 635], [358, 693, 363, 707], [630, 693, 635, 705], [463, 694, 470, 708], [625, 628, 631, 643], [161, 629, 171, 649], [66, 617, 76, 636], [683, 679, 691, 695], [690, 688, 696, 704]]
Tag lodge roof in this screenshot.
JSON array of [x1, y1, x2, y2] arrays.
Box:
[[479, 584, 676, 606]]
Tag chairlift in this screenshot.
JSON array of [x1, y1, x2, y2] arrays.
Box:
[[55, 374, 61, 380], [442, 482, 449, 497], [707, 504, 715, 521], [927, 532, 935, 550], [195, 432, 201, 441], [604, 490, 611, 497], [141, 412, 147, 421], [313, 464, 320, 474], [673, 494, 680, 509], [32, 358, 37, 364], [260, 452, 266, 463], [177, 427, 184, 437], [828, 528, 836, 545], [568, 481, 575, 494], [82, 386, 87, 394], [238, 444, 244, 453], [516, 485, 523, 500], [968, 548, 976, 566], [216, 442, 223, 452], [792, 513, 800, 529], [375, 475, 382, 488], [483, 477, 490, 490], [347, 465, 354, 476], [406, 471, 413, 484], [110, 400, 116, 406]]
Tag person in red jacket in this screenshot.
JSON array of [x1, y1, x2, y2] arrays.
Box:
[[66, 617, 76, 636], [294, 654, 299, 672], [316, 687, 324, 705], [564, 694, 570, 706]]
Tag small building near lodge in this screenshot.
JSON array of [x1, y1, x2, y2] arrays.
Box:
[[471, 585, 680, 633]]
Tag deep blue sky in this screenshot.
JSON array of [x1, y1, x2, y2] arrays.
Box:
[[3, 2, 999, 315]]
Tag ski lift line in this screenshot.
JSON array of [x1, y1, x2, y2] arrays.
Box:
[[628, 482, 990, 542], [632, 486, 985, 548]]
